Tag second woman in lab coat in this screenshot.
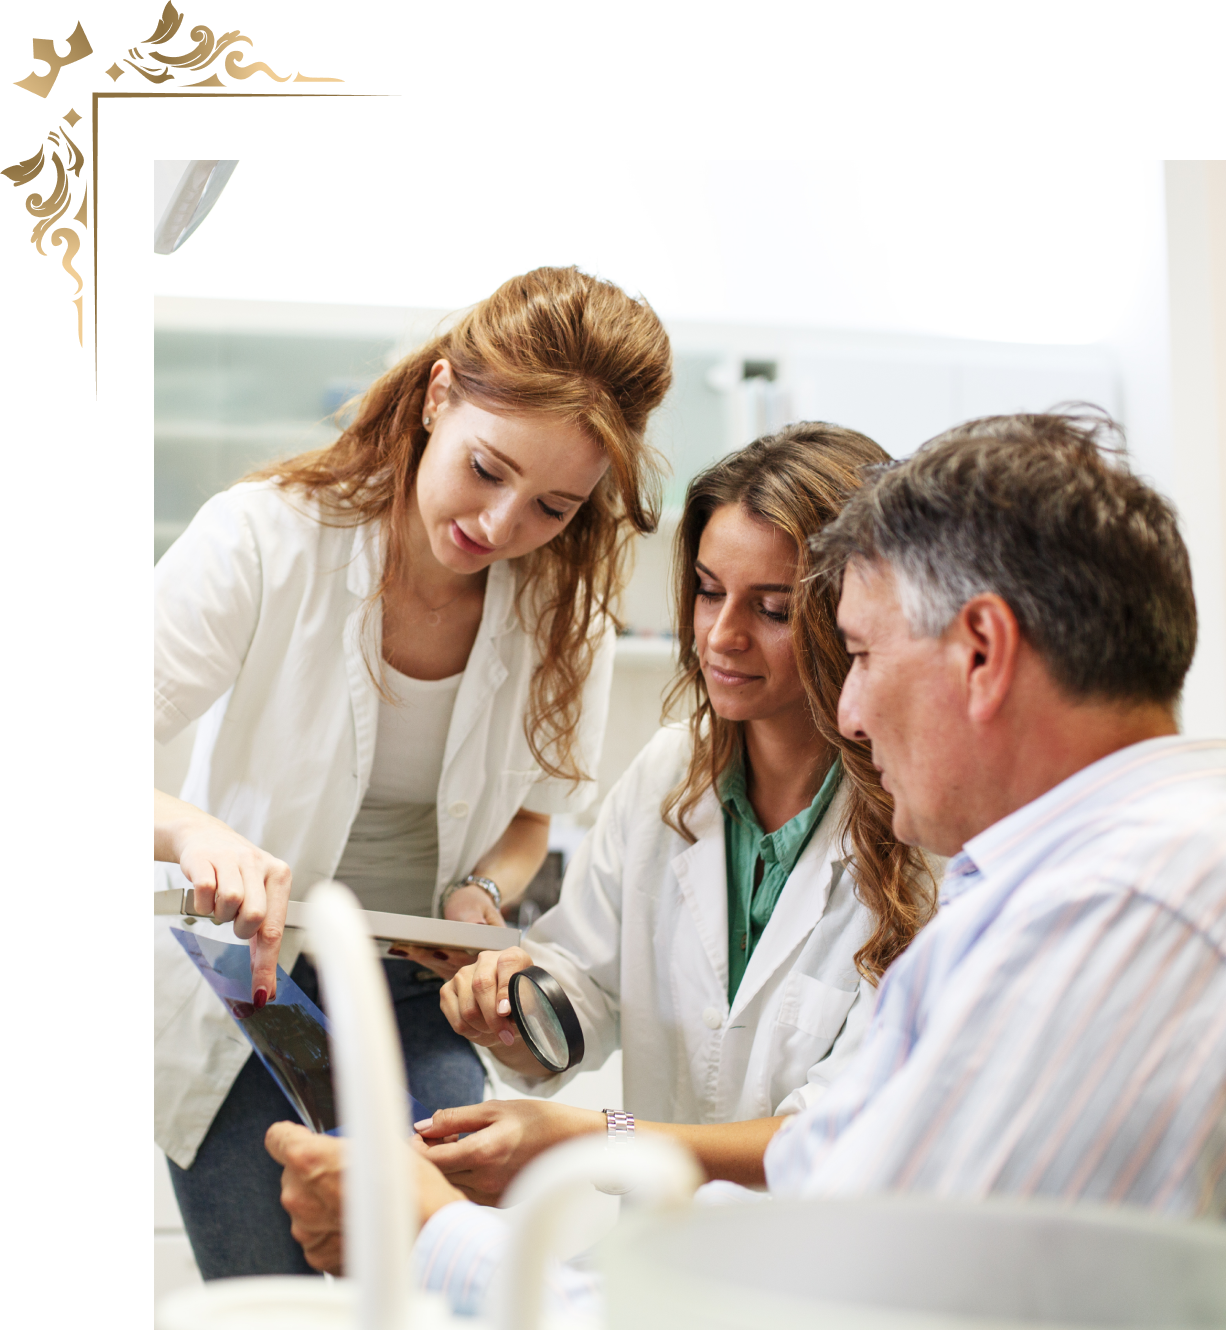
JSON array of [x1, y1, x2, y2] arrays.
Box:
[[413, 423, 938, 1198]]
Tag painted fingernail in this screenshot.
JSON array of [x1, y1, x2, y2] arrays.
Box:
[[254, 988, 268, 1009], [496, 999, 511, 1015], [414, 1118, 434, 1131], [499, 1030, 515, 1046]]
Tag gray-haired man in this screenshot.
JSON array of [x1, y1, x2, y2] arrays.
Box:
[[767, 410, 1225, 1212]]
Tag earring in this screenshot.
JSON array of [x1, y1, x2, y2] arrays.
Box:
[[423, 415, 433, 429]]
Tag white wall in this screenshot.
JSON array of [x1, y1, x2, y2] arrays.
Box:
[[155, 1147, 202, 1305], [153, 157, 1164, 348], [1165, 162, 1226, 739]]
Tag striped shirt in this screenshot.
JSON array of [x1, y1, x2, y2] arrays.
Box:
[[764, 735, 1226, 1214], [415, 735, 1226, 1317]]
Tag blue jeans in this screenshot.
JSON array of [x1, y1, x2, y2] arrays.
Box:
[[168, 955, 485, 1280]]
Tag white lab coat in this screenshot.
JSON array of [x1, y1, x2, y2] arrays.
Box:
[[154, 481, 614, 1166], [505, 724, 877, 1123]]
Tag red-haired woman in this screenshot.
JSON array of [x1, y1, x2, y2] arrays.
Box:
[[153, 268, 672, 1278]]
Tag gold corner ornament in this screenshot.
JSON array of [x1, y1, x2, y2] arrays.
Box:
[[8, 5, 346, 97], [5, 6, 343, 347], [111, 3, 340, 87], [2, 112, 87, 348], [13, 23, 93, 99]]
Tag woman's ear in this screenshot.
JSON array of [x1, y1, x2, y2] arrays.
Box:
[[422, 360, 453, 424]]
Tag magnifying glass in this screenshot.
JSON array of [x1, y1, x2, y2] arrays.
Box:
[[507, 966, 585, 1074]]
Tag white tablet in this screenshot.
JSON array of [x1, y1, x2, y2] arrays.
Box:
[[153, 887, 522, 955]]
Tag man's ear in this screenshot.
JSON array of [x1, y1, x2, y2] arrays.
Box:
[[953, 593, 1022, 723]]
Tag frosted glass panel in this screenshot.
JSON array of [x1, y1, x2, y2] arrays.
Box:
[[154, 330, 396, 560]]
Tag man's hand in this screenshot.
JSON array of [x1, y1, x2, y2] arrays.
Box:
[[265, 1121, 467, 1273], [415, 1100, 604, 1206], [266, 1123, 345, 1273]]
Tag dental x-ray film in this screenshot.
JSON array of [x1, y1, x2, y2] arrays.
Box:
[[172, 928, 426, 1132]]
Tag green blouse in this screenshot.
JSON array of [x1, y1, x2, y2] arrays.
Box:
[[722, 757, 841, 1001]]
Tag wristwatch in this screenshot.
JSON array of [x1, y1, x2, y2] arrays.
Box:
[[599, 1109, 635, 1193], [442, 874, 502, 911], [603, 1109, 635, 1143]]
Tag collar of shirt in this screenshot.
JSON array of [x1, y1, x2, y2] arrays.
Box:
[[720, 755, 842, 874], [936, 736, 1221, 912], [938, 851, 983, 907], [958, 734, 1209, 888]]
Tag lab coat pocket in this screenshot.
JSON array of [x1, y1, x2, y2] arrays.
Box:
[[776, 972, 858, 1045], [765, 972, 859, 1115]]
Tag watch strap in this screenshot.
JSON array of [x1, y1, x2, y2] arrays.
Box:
[[604, 1109, 635, 1143], [444, 874, 502, 911]]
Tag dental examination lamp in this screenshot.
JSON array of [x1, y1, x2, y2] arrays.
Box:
[[154, 889, 586, 1076], [154, 159, 238, 253]]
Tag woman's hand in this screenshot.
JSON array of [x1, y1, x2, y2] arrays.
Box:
[[399, 882, 507, 980], [441, 947, 535, 1045], [437, 947, 548, 1077], [265, 1122, 466, 1273], [406, 807, 548, 980], [397, 882, 501, 981], [415, 1100, 604, 1206], [443, 883, 504, 926], [155, 788, 291, 1003]]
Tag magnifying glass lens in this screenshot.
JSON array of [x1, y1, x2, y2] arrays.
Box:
[[514, 978, 570, 1070], [507, 966, 585, 1074]]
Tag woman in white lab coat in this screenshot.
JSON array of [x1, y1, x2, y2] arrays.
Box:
[[415, 423, 937, 1202], [153, 267, 672, 1278]]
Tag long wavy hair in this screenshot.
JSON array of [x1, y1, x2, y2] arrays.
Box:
[[661, 423, 936, 982], [247, 267, 672, 783]]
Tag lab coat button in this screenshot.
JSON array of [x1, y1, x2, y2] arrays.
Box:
[[702, 1006, 723, 1029], [448, 800, 470, 819]]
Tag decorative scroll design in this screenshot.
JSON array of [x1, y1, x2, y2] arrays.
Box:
[[2, 109, 87, 348], [4, 7, 342, 347], [13, 22, 93, 98], [119, 5, 342, 87]]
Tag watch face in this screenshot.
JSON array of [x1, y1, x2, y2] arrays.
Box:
[[464, 876, 500, 906]]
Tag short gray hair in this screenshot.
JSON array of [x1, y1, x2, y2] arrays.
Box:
[[812, 410, 1197, 706]]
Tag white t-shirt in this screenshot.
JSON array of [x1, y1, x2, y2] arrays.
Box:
[[333, 663, 463, 915]]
